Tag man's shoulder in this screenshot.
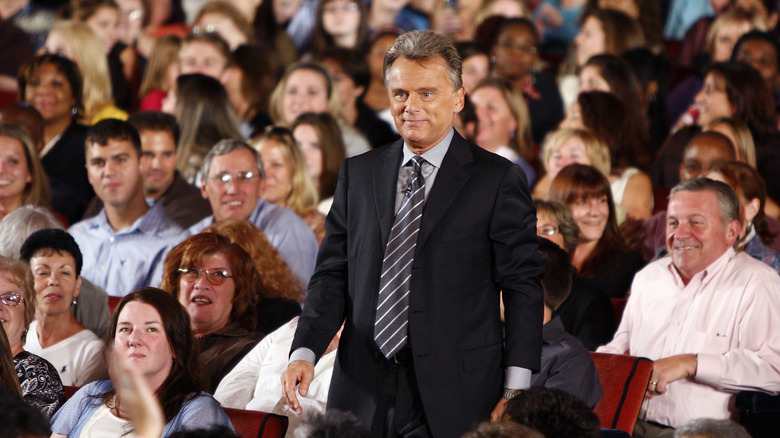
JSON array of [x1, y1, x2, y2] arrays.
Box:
[[253, 200, 309, 231], [68, 213, 103, 236]]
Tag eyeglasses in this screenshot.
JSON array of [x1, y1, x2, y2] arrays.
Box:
[[209, 171, 258, 185], [497, 42, 537, 55], [192, 24, 217, 34], [323, 2, 359, 13], [0, 292, 24, 306], [537, 225, 559, 237], [178, 268, 233, 286]]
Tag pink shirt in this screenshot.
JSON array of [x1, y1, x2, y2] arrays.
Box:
[[598, 248, 780, 427]]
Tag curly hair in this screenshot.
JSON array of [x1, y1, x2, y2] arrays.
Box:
[[203, 220, 304, 303], [160, 233, 262, 330]]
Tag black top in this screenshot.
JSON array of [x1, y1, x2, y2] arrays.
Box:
[[14, 351, 65, 419], [256, 296, 302, 335], [355, 99, 400, 149], [577, 250, 646, 299], [41, 122, 94, 224], [526, 72, 565, 145], [556, 277, 617, 351]]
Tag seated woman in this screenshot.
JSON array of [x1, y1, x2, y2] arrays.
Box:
[[19, 229, 106, 386], [548, 164, 646, 298], [534, 199, 615, 350], [252, 126, 326, 243], [203, 219, 303, 334], [50, 287, 233, 437], [160, 232, 263, 392], [0, 256, 64, 418], [532, 127, 610, 199], [0, 125, 50, 222], [706, 161, 780, 273]]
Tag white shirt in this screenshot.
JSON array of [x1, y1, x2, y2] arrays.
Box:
[[25, 320, 106, 386]]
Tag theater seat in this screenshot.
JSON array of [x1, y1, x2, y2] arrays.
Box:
[[736, 391, 780, 438], [64, 385, 80, 399], [610, 298, 628, 326], [224, 407, 289, 438], [591, 352, 653, 434], [108, 296, 121, 314]]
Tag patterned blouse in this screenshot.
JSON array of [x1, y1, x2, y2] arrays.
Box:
[[14, 351, 66, 419]]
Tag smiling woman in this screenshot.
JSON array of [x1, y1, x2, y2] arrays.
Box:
[[50, 287, 234, 437], [160, 232, 263, 392]]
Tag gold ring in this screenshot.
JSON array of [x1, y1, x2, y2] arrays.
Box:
[[649, 381, 658, 387]]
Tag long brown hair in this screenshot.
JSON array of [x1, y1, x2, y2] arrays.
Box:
[[0, 325, 22, 398], [548, 164, 629, 277], [160, 233, 262, 330], [107, 287, 204, 423]]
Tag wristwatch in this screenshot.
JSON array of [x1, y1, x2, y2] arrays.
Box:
[[502, 388, 523, 400]]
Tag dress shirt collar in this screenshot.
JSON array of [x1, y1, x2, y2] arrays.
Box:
[[401, 128, 453, 169], [542, 315, 567, 345], [664, 247, 737, 288], [92, 202, 170, 236]]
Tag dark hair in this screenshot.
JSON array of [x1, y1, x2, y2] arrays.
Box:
[[537, 237, 573, 311], [19, 229, 83, 276], [548, 164, 629, 278], [232, 44, 283, 121], [708, 160, 777, 246], [290, 112, 346, 200], [315, 47, 371, 90], [182, 31, 232, 66], [533, 199, 579, 253], [18, 54, 84, 119], [0, 329, 21, 398], [67, 0, 119, 21], [107, 287, 204, 423], [302, 410, 371, 438], [168, 426, 240, 438], [455, 41, 489, 63], [704, 62, 778, 137], [127, 111, 180, 146], [0, 387, 50, 437], [311, 0, 369, 55], [492, 17, 539, 48], [583, 54, 644, 135], [577, 91, 650, 170], [504, 387, 601, 438], [463, 421, 543, 438], [85, 118, 142, 156], [580, 9, 645, 58], [160, 233, 262, 330], [670, 177, 740, 225], [732, 30, 780, 70]]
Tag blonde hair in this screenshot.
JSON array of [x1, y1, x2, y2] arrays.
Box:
[[0, 125, 50, 209], [139, 35, 181, 99], [541, 128, 611, 176], [50, 20, 115, 122], [705, 8, 766, 55], [268, 61, 341, 126], [704, 117, 757, 168], [472, 78, 532, 159], [473, 0, 529, 30], [0, 256, 35, 344], [250, 126, 319, 216]]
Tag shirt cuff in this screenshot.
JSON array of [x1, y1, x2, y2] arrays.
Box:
[[693, 353, 719, 387], [289, 347, 316, 365], [505, 366, 532, 390]]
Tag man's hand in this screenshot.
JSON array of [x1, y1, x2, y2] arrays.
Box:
[[490, 398, 509, 421], [281, 360, 315, 415], [646, 354, 697, 397]]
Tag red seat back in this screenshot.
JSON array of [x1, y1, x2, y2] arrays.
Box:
[[611, 298, 628, 327], [224, 407, 289, 438], [108, 296, 122, 314], [64, 385, 79, 399], [591, 352, 653, 434]]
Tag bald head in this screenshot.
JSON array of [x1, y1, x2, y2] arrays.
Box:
[[680, 132, 736, 182], [0, 104, 44, 151]]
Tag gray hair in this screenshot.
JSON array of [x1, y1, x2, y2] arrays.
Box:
[[674, 418, 750, 438], [670, 177, 740, 225], [0, 205, 63, 258], [383, 30, 463, 91], [199, 139, 264, 185]]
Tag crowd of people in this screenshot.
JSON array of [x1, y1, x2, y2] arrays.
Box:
[[1, 0, 780, 437]]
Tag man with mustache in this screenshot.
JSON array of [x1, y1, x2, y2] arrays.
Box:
[[598, 177, 780, 437]]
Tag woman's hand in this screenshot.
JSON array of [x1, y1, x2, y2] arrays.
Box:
[[109, 347, 164, 438]]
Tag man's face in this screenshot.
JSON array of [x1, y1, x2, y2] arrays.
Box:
[[200, 148, 261, 222], [179, 41, 228, 80], [386, 56, 464, 153], [86, 139, 143, 208], [679, 137, 734, 181], [139, 130, 177, 197], [734, 39, 780, 88], [666, 190, 739, 282]]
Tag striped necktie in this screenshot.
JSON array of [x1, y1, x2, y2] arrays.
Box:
[[374, 155, 426, 358]]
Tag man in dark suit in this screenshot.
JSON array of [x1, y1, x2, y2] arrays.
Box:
[[282, 30, 544, 437]]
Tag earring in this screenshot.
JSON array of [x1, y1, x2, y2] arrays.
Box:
[[71, 106, 78, 116]]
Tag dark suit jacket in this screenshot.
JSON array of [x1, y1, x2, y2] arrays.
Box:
[[291, 132, 544, 437]]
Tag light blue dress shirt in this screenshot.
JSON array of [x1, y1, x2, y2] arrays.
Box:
[[68, 202, 183, 297]]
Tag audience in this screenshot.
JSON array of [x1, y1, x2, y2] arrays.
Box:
[[673, 418, 751, 438], [19, 229, 106, 386], [0, 387, 52, 438], [68, 119, 182, 297], [188, 139, 318, 288], [599, 178, 780, 435], [503, 386, 602, 438], [0, 125, 49, 221], [50, 287, 234, 436]]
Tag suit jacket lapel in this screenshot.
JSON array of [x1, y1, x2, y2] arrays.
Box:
[[417, 133, 472, 249], [373, 140, 404, 245]]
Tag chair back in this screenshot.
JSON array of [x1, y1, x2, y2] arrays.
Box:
[[610, 298, 628, 326], [64, 385, 80, 400], [108, 296, 121, 314], [224, 407, 289, 438], [591, 352, 653, 434]]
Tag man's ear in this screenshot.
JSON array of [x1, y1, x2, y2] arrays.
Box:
[[200, 182, 208, 199], [454, 86, 465, 113], [727, 218, 741, 244]]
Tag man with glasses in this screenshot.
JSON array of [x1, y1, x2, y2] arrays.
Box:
[[188, 139, 318, 288], [69, 119, 183, 297]]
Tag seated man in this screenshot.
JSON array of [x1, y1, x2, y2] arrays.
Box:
[[19, 229, 106, 386], [188, 139, 318, 287], [533, 238, 602, 408], [213, 316, 339, 436], [69, 119, 183, 296], [599, 178, 780, 436]]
